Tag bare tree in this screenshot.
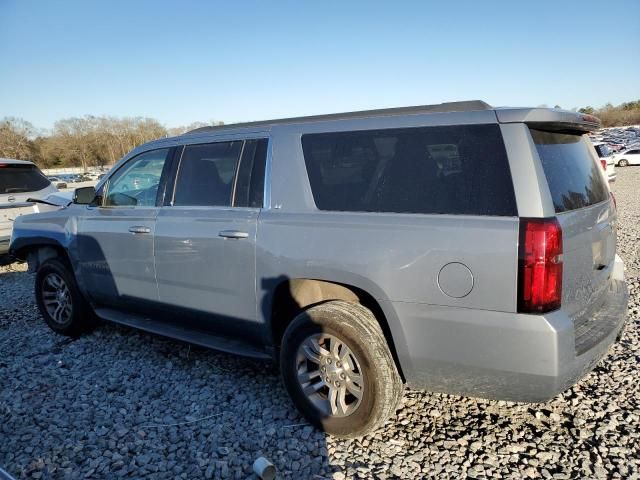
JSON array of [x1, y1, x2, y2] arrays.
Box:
[[2, 115, 226, 168], [0, 117, 38, 160]]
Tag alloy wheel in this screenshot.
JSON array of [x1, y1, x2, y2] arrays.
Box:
[[41, 273, 73, 325], [295, 333, 364, 417]]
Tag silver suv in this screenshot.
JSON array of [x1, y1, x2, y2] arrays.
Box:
[[9, 101, 629, 437]]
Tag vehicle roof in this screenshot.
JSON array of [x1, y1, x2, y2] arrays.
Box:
[[0, 158, 35, 165], [186, 100, 494, 134], [184, 101, 600, 135], [124, 102, 601, 164]]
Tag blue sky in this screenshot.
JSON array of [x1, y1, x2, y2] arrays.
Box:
[[1, 0, 638, 130]]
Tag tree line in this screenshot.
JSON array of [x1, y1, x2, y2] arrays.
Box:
[[577, 100, 640, 127], [1, 100, 639, 169], [0, 116, 222, 170]]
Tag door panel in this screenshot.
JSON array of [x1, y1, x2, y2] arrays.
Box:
[[154, 207, 260, 342], [77, 207, 158, 307], [76, 147, 172, 308]]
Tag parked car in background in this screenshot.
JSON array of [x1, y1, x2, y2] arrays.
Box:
[[56, 174, 77, 184], [0, 159, 58, 262], [591, 142, 617, 182], [47, 176, 68, 189], [613, 148, 640, 167], [9, 103, 628, 437]]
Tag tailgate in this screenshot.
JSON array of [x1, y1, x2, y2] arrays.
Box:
[[0, 200, 40, 236], [557, 201, 616, 320]]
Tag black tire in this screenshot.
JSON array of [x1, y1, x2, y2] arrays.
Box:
[[280, 300, 403, 438], [618, 159, 628, 167], [35, 258, 94, 337]]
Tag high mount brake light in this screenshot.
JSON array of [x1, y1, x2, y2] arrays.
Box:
[[518, 218, 563, 314]]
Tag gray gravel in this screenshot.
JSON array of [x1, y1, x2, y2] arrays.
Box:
[[1, 168, 639, 480]]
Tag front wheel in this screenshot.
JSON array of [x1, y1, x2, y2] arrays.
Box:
[[35, 258, 94, 337], [280, 301, 403, 438], [618, 159, 629, 167]]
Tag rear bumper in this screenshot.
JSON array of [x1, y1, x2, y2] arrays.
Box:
[[394, 263, 628, 402]]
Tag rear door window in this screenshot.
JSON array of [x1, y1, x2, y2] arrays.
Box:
[[173, 141, 243, 207], [301, 124, 517, 216], [530, 129, 609, 213], [0, 164, 50, 194]]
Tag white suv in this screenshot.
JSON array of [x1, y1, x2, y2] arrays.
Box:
[[0, 159, 57, 260]]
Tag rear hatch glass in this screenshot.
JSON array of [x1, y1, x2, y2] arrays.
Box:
[[0, 164, 51, 195], [0, 164, 51, 235], [531, 128, 615, 352], [530, 130, 609, 213]]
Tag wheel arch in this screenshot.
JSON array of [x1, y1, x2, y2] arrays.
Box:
[[12, 239, 71, 273], [268, 277, 406, 382]]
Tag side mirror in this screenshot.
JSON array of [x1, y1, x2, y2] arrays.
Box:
[[73, 186, 97, 205]]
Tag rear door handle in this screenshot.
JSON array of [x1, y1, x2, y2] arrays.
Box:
[[219, 230, 249, 239], [128, 226, 151, 234]]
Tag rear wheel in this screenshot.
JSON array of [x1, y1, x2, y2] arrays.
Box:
[[280, 300, 403, 437], [618, 159, 629, 167], [35, 258, 94, 337]]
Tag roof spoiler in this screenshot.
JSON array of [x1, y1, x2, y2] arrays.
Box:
[[495, 108, 601, 133]]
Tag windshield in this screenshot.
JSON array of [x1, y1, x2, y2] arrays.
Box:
[[0, 164, 51, 195]]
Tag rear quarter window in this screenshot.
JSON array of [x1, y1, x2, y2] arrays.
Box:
[[0, 164, 50, 194], [301, 124, 517, 216], [531, 129, 609, 213]]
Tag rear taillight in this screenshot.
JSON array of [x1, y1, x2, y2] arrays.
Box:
[[518, 218, 563, 313], [600, 159, 607, 170]]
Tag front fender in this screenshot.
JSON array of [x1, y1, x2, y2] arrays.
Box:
[[9, 210, 80, 272]]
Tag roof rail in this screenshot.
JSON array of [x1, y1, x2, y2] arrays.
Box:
[[186, 100, 493, 134]]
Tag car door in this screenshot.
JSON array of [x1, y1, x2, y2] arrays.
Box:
[[154, 138, 268, 346], [77, 147, 174, 309], [628, 149, 640, 165]]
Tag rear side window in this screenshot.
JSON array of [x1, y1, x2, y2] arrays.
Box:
[[301, 124, 517, 216], [0, 164, 50, 194], [531, 129, 609, 213], [173, 141, 243, 207]]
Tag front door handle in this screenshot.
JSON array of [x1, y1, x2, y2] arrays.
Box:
[[219, 230, 249, 239], [128, 226, 151, 234]]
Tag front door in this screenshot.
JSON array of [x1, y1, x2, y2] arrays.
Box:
[[154, 138, 268, 345], [77, 147, 173, 309]]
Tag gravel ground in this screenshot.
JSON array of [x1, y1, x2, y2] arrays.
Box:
[[1, 169, 639, 480]]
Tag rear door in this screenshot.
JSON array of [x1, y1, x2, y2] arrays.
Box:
[[530, 129, 616, 348], [154, 138, 268, 345]]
